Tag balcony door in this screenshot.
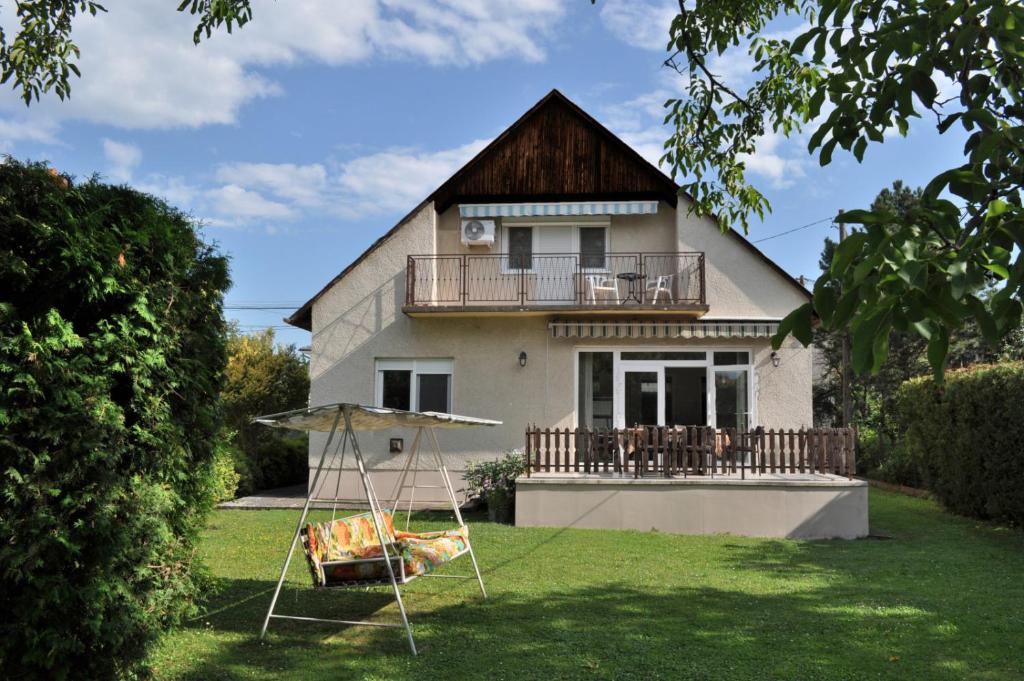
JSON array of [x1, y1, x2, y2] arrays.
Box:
[[580, 349, 750, 430], [534, 225, 574, 303], [614, 358, 708, 428]]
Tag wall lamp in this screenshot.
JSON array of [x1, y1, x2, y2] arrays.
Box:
[[770, 351, 781, 368], [518, 351, 528, 368]]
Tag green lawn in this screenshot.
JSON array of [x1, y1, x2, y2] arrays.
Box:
[[150, 490, 1024, 680]]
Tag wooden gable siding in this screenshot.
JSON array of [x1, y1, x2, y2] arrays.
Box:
[[431, 94, 678, 212]]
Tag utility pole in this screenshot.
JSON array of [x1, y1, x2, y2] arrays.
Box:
[[838, 214, 852, 428]]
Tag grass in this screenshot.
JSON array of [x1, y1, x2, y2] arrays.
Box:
[[150, 490, 1024, 680]]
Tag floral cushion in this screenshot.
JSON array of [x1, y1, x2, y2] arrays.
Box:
[[301, 512, 469, 587], [399, 528, 469, 577]]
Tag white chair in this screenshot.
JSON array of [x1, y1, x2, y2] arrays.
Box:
[[584, 274, 619, 304], [645, 274, 674, 304]]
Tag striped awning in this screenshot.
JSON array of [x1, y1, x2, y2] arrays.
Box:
[[548, 320, 780, 339], [459, 200, 658, 218]]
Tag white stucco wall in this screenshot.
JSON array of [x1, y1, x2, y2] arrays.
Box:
[[676, 199, 810, 318]]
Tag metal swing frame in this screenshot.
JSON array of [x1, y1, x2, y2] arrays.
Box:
[[255, 403, 499, 655]]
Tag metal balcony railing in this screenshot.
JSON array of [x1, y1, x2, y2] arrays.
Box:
[[405, 252, 705, 308]]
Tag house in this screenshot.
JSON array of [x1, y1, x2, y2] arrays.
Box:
[[286, 90, 866, 539]]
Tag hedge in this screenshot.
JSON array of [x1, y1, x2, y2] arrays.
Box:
[[0, 160, 230, 679], [898, 362, 1024, 526]]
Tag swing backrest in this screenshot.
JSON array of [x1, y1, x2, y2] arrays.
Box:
[[305, 510, 397, 563]]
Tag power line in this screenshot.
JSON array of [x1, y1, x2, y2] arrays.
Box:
[[751, 217, 833, 244]]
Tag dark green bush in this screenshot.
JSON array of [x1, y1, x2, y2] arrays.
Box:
[[238, 435, 309, 495], [898, 363, 1024, 526], [857, 428, 922, 487], [0, 160, 230, 679]]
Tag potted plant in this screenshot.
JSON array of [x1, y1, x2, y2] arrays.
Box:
[[464, 451, 526, 524]]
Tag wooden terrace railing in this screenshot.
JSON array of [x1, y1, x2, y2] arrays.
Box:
[[523, 426, 857, 479]]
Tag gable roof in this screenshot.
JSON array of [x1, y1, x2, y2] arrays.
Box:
[[286, 89, 809, 331]]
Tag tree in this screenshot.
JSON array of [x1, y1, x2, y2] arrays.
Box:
[[222, 327, 309, 493], [816, 181, 1024, 425], [0, 160, 230, 678], [1, 0, 252, 103], [661, 0, 1024, 379]]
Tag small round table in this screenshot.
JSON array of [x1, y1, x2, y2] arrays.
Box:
[[616, 272, 646, 304]]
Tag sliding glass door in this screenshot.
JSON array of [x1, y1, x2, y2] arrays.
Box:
[[579, 349, 754, 429]]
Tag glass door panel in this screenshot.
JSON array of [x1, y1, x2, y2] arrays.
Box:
[[624, 371, 659, 427], [714, 369, 749, 431], [665, 367, 707, 426]]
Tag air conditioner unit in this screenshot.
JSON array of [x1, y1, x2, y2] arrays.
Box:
[[460, 219, 496, 247]]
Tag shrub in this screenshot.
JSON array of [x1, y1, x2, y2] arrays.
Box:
[[211, 433, 242, 502], [222, 328, 309, 492], [464, 451, 526, 523], [0, 160, 230, 679], [857, 428, 922, 488], [247, 435, 309, 494], [898, 362, 1024, 526]]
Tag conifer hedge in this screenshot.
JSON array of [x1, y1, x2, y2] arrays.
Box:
[[898, 362, 1024, 527], [0, 160, 230, 679]]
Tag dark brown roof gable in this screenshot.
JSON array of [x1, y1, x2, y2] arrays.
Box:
[[285, 89, 808, 331], [430, 89, 680, 211]]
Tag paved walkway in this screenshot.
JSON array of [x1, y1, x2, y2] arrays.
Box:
[[218, 484, 307, 510]]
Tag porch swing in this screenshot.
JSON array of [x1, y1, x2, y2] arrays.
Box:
[[254, 403, 500, 655]]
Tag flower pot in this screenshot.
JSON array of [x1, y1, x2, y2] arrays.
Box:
[[487, 488, 515, 524]]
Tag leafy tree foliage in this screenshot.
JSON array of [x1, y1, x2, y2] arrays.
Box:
[[814, 181, 1023, 482], [222, 327, 309, 494], [662, 0, 1024, 378], [0, 160, 230, 679], [1, 0, 252, 104]]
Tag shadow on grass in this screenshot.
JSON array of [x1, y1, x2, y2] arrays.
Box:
[[172, 573, 1014, 681]]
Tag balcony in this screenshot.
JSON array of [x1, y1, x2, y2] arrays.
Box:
[[404, 252, 707, 316]]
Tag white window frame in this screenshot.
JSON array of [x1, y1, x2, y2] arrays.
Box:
[[572, 346, 756, 429], [374, 358, 454, 413]]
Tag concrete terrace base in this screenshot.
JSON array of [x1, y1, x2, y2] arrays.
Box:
[[515, 473, 869, 539]]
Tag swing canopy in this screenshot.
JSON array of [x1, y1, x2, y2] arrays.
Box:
[[255, 403, 502, 433]]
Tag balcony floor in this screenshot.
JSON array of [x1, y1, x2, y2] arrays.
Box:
[[402, 303, 710, 317]]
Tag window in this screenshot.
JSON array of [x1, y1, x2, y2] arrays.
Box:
[[381, 369, 411, 411], [578, 351, 613, 429], [376, 359, 453, 413], [579, 226, 607, 270], [621, 351, 706, 361], [714, 351, 750, 366], [507, 226, 533, 270]]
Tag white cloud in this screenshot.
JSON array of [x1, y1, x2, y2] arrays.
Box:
[[0, 0, 566, 139], [134, 174, 200, 207], [598, 80, 806, 189], [215, 162, 329, 208], [205, 183, 297, 221], [101, 138, 142, 181], [738, 130, 806, 188], [336, 138, 489, 216], [599, 0, 676, 51], [184, 136, 490, 227], [0, 118, 60, 152]]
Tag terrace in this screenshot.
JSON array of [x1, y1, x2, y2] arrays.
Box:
[[517, 425, 866, 539]]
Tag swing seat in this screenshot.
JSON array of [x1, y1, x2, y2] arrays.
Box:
[[301, 510, 469, 588]]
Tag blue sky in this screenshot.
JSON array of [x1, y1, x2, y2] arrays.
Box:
[[2, 0, 967, 348]]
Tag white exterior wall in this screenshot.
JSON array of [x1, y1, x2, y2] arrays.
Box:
[[306, 199, 813, 502]]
